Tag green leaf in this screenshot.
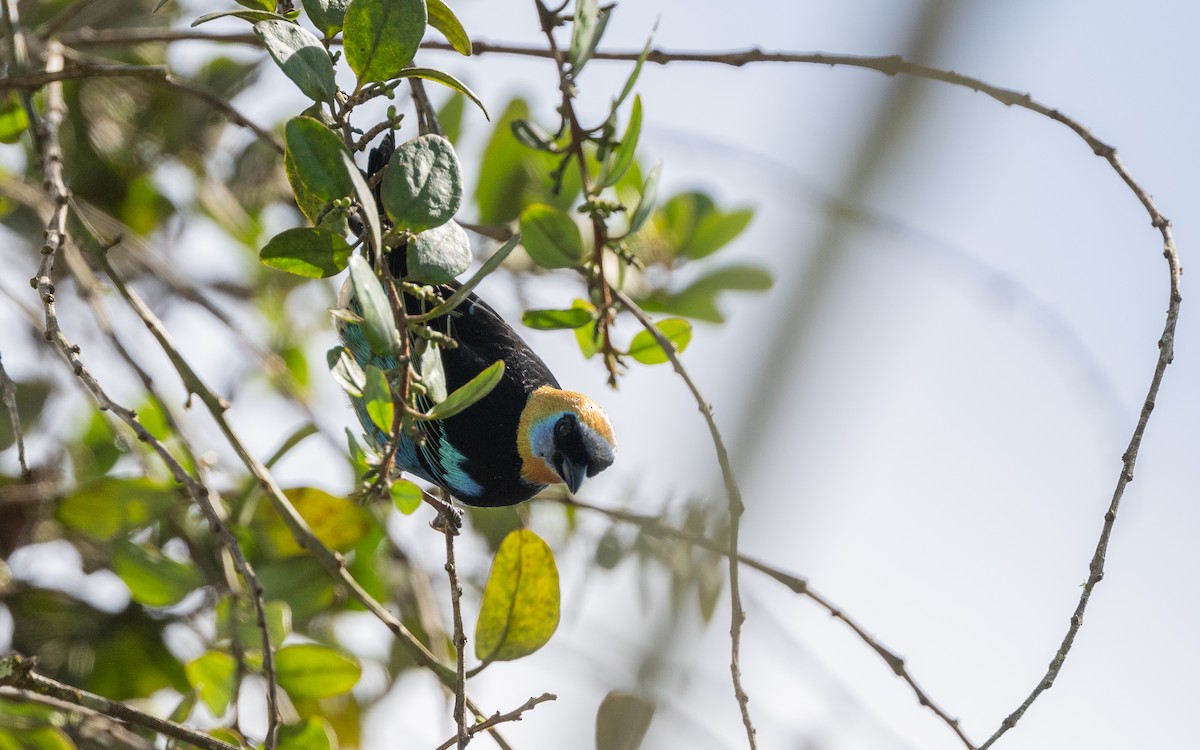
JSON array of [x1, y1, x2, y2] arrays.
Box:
[[112, 541, 205, 608], [192, 9, 287, 26], [258, 487, 372, 557], [0, 91, 30, 144], [343, 0, 427, 85], [613, 31, 655, 111], [407, 220, 471, 283], [394, 67, 488, 119], [475, 98, 580, 224], [641, 264, 772, 323], [342, 150, 381, 257], [381, 134, 464, 233], [327, 345, 365, 398], [626, 162, 660, 236], [427, 0, 472, 56], [55, 477, 175, 541], [627, 318, 692, 365], [276, 644, 361, 699], [510, 118, 557, 152], [185, 651, 238, 716], [301, 0, 350, 38], [0, 728, 75, 750], [278, 718, 337, 750], [236, 0, 275, 10], [216, 598, 293, 648], [680, 208, 754, 259], [284, 116, 355, 223], [596, 691, 655, 750], [568, 0, 610, 75], [520, 203, 583, 269], [601, 94, 641, 188], [522, 306, 594, 330], [254, 20, 336, 102], [260, 226, 351, 278], [390, 479, 424, 514], [423, 360, 504, 421], [362, 364, 394, 433], [348, 254, 399, 356], [438, 91, 465, 144], [475, 529, 560, 662], [415, 339, 447, 402]]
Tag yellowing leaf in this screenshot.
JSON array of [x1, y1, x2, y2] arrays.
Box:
[[475, 529, 560, 663]]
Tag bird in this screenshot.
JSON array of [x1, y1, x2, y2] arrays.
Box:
[[334, 135, 616, 508]]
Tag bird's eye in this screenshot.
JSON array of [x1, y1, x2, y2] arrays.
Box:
[[554, 415, 573, 439]]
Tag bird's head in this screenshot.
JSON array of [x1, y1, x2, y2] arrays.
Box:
[[518, 386, 616, 494]]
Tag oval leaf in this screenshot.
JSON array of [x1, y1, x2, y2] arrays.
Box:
[[390, 479, 424, 515], [601, 94, 641, 188], [627, 318, 692, 365], [284, 116, 355, 221], [276, 644, 361, 699], [186, 651, 238, 716], [362, 363, 395, 433], [260, 226, 351, 278], [522, 307, 595, 330], [520, 203, 583, 269], [343, 0, 426, 85], [342, 150, 381, 256], [596, 691, 655, 750], [427, 0, 471, 56], [475, 529, 560, 662], [348, 254, 400, 356], [423, 360, 504, 421], [55, 477, 175, 541], [407, 220, 471, 283], [254, 20, 336, 102], [112, 541, 204, 608], [381, 134, 464, 234], [680, 208, 755, 259], [258, 487, 372, 557], [277, 717, 336, 750], [301, 0, 349, 38], [327, 345, 366, 398]]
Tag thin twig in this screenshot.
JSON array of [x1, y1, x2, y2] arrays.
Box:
[[444, 511, 469, 748], [433, 693, 557, 750], [0, 654, 239, 750], [0, 686, 155, 750], [555, 494, 976, 748], [610, 289, 757, 749], [0, 354, 29, 477]]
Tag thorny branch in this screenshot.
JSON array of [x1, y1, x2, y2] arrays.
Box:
[[433, 693, 558, 750], [611, 286, 758, 749], [555, 495, 976, 748]]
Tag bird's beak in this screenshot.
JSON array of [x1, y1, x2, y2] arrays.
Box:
[[555, 454, 588, 495]]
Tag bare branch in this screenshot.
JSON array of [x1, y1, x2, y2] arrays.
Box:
[[610, 288, 757, 749], [444, 508, 469, 749], [433, 693, 557, 750], [0, 354, 29, 477]]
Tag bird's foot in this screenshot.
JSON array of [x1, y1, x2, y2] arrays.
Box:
[[424, 489, 463, 534]]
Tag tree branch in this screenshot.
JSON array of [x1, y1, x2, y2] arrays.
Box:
[[0, 654, 238, 750], [433, 693, 557, 750]]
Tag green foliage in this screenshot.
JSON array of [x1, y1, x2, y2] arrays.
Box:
[[254, 20, 337, 103], [475, 530, 561, 663], [627, 318, 692, 365], [302, 0, 350, 39], [276, 644, 362, 699], [260, 226, 352, 278], [520, 203, 585, 268], [421, 360, 505, 420], [390, 479, 424, 514], [406, 219, 472, 282], [427, 0, 473, 56], [596, 691, 655, 750], [278, 717, 338, 750], [186, 651, 238, 715], [348, 255, 400, 356], [343, 0, 427, 85], [380, 133, 464, 234], [55, 477, 175, 541]]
